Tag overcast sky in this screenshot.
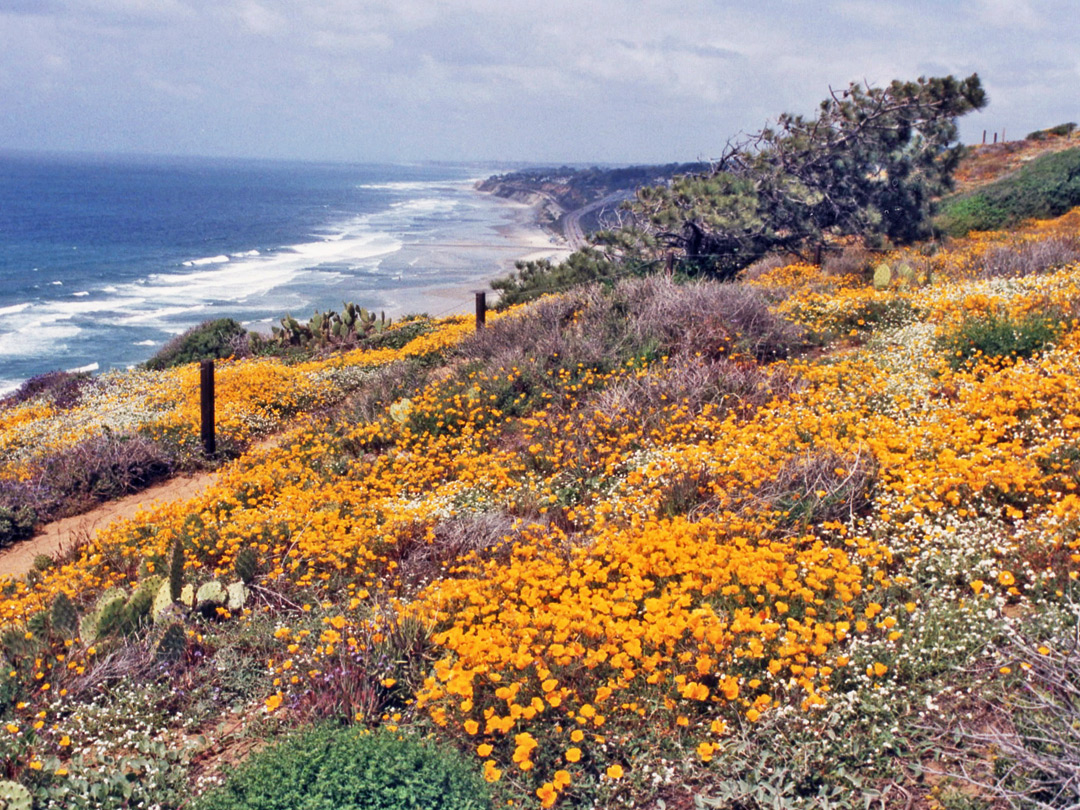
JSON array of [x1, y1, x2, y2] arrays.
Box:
[[0, 0, 1076, 164]]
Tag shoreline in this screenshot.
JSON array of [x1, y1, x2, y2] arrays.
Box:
[[0, 188, 570, 397], [370, 195, 571, 318]]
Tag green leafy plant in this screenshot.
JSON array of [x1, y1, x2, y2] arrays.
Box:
[[144, 318, 248, 370], [937, 311, 1064, 369], [0, 504, 36, 548], [193, 723, 490, 810]]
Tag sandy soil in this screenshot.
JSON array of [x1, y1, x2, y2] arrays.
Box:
[[0, 474, 215, 579]]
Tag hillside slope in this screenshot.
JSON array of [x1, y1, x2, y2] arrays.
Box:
[[1, 210, 1080, 808]]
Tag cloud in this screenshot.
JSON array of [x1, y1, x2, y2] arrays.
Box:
[[974, 0, 1043, 29], [0, 0, 1076, 162], [230, 0, 287, 36]]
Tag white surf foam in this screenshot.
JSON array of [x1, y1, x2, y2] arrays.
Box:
[[66, 362, 99, 374], [73, 291, 90, 297], [133, 340, 158, 346], [0, 303, 31, 317], [357, 180, 467, 192], [182, 254, 230, 267], [0, 321, 81, 356], [114, 304, 207, 326]]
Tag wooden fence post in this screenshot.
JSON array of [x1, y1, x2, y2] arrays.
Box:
[[200, 359, 216, 458], [475, 291, 487, 330]]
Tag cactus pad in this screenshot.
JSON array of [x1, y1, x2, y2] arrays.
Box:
[[155, 622, 188, 664], [872, 263, 892, 290], [226, 581, 249, 612], [0, 780, 32, 810], [196, 580, 227, 614], [51, 592, 79, 637], [152, 579, 175, 623], [234, 547, 259, 585]]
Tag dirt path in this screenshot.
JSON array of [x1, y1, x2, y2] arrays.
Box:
[[0, 473, 216, 579]]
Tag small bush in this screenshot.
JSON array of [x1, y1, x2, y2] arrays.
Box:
[[1026, 122, 1077, 140], [38, 433, 174, 511], [194, 723, 490, 810], [756, 447, 877, 526], [144, 318, 247, 371], [937, 311, 1064, 369], [0, 503, 37, 548]]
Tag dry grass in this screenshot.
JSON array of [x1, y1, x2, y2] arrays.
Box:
[[949, 617, 1080, 809], [979, 235, 1080, 279], [460, 276, 803, 374], [754, 447, 877, 527]]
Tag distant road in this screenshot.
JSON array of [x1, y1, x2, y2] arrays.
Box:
[[562, 191, 635, 249]]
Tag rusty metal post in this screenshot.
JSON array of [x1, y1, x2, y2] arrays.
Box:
[[200, 359, 216, 458], [475, 290, 487, 330]]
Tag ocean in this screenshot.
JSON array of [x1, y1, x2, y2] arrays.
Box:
[[0, 152, 560, 396]]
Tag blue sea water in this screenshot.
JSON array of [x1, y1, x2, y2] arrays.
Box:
[[0, 152, 556, 395]]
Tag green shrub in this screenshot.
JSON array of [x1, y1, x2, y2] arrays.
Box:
[[0, 504, 36, 548], [1026, 122, 1076, 140], [937, 311, 1064, 369], [144, 318, 247, 370], [194, 724, 490, 810], [936, 147, 1080, 235]]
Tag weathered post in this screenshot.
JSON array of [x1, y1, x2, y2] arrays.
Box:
[[200, 359, 216, 458], [475, 290, 487, 330]]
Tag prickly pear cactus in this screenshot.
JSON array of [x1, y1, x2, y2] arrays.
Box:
[[26, 611, 48, 638], [872, 263, 892, 290], [196, 581, 227, 614], [80, 588, 127, 640], [389, 398, 412, 425], [180, 584, 195, 609], [123, 576, 161, 631], [95, 597, 128, 639], [95, 587, 128, 612], [169, 537, 184, 602], [51, 592, 79, 638], [226, 581, 249, 612], [0, 780, 32, 810], [155, 622, 188, 664], [152, 579, 175, 623], [78, 610, 101, 643], [234, 547, 259, 585]]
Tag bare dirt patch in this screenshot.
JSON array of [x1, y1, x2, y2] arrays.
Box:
[[0, 473, 215, 579]]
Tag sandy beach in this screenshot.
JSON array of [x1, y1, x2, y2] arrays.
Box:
[[371, 195, 572, 319]]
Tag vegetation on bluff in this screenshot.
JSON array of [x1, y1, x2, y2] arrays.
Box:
[[1, 204, 1080, 807], [936, 146, 1080, 236], [497, 73, 986, 303]]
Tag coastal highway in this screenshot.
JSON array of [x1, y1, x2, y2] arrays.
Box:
[[561, 190, 635, 249]]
